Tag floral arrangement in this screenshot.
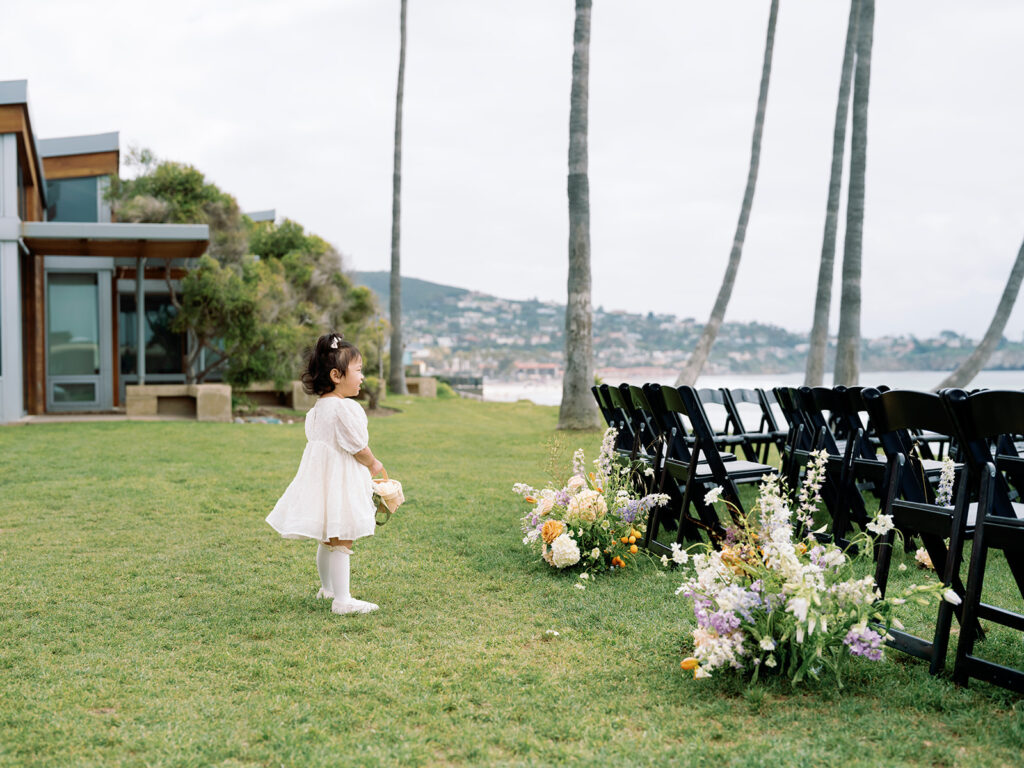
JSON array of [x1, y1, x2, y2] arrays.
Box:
[[672, 451, 958, 685], [514, 428, 669, 583]]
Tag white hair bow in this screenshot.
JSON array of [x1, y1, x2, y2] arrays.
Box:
[[330, 337, 339, 349]]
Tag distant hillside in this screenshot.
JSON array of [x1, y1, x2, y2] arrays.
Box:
[[354, 271, 469, 312]]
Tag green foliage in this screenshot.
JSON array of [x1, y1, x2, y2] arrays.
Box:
[[107, 150, 379, 387], [435, 380, 457, 398]]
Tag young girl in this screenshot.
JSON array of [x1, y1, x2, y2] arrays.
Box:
[[266, 332, 384, 615]]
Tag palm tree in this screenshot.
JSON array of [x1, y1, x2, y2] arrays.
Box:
[[388, 0, 409, 396], [936, 237, 1024, 390], [833, 0, 875, 386], [676, 0, 780, 386], [558, 0, 601, 430], [805, 0, 861, 386]]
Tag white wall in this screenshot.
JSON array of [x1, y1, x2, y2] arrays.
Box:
[[0, 133, 24, 424]]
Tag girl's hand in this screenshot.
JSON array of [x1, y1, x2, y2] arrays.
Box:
[[369, 459, 384, 476]]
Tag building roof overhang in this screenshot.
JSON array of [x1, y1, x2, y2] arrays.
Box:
[[0, 80, 48, 212], [21, 221, 209, 260]]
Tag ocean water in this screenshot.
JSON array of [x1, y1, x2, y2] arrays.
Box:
[[483, 370, 1024, 408]]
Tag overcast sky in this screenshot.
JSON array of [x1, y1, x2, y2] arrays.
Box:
[[4, 0, 1023, 339]]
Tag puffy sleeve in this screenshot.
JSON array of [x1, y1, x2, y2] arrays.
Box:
[[333, 399, 369, 454]]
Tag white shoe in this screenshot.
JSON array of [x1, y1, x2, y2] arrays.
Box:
[[331, 597, 379, 615], [315, 587, 335, 600]]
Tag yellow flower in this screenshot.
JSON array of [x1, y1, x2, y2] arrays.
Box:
[[680, 657, 698, 671], [541, 520, 565, 544]]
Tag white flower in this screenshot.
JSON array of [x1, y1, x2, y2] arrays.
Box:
[[644, 466, 655, 477], [704, 486, 723, 506], [565, 489, 607, 524], [579, 572, 589, 580], [550, 533, 582, 568], [619, 467, 629, 475], [759, 637, 776, 651], [566, 474, 586, 493], [590, 547, 601, 560], [574, 583, 586, 591], [936, 456, 956, 507], [942, 588, 962, 606], [764, 655, 777, 668], [660, 555, 669, 567], [544, 629, 560, 637], [897, 563, 908, 572], [535, 497, 555, 517], [694, 667, 711, 679], [786, 596, 810, 623], [670, 542, 689, 565], [866, 513, 895, 536]]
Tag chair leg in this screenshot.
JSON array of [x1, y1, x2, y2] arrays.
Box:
[[953, 527, 990, 687]]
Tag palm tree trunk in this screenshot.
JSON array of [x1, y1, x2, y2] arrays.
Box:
[[558, 0, 600, 430], [388, 0, 409, 396], [936, 237, 1024, 390], [805, 0, 861, 386], [676, 0, 779, 387], [833, 0, 874, 386]]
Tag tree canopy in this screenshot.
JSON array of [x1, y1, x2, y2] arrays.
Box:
[[108, 149, 379, 388]]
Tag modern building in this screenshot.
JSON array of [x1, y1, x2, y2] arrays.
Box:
[[0, 80, 210, 423]]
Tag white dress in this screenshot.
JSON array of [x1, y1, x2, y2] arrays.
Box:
[[266, 396, 376, 542]]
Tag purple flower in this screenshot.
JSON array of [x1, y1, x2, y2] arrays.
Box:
[[555, 490, 571, 506], [707, 610, 741, 635], [843, 626, 883, 661]]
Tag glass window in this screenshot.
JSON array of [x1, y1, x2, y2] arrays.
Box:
[[46, 177, 100, 222], [17, 162, 26, 221], [53, 382, 97, 403], [119, 293, 185, 375], [48, 273, 100, 376]]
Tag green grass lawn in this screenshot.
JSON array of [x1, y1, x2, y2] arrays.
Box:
[[1, 396, 1023, 767]]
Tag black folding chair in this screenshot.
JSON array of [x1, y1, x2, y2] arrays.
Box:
[[720, 388, 779, 463], [642, 383, 776, 551], [873, 451, 976, 675], [953, 463, 1024, 693], [943, 389, 1024, 590], [774, 386, 815, 490]]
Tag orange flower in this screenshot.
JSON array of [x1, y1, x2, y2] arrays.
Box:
[[620, 536, 629, 544], [525, 496, 537, 504], [629, 544, 638, 554], [611, 556, 625, 568], [680, 657, 699, 671], [541, 520, 565, 544]]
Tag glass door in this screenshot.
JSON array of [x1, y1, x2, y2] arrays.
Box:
[[46, 271, 112, 411]]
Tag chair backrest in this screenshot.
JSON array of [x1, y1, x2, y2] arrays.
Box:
[[610, 384, 652, 456], [642, 383, 694, 463], [863, 387, 955, 503], [592, 385, 616, 429], [944, 388, 1024, 517], [722, 388, 753, 435], [800, 386, 843, 455], [673, 385, 734, 476], [697, 387, 731, 435], [773, 386, 804, 430], [755, 388, 783, 433], [599, 384, 634, 451]]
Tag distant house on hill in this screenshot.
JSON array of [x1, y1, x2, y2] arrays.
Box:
[[0, 80, 210, 423], [512, 361, 560, 380]]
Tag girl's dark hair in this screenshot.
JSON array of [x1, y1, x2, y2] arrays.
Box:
[[302, 333, 362, 396]]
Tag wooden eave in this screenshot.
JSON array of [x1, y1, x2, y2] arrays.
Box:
[[0, 103, 45, 220], [43, 150, 119, 180]]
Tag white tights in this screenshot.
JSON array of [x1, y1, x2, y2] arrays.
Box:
[[319, 543, 378, 615]]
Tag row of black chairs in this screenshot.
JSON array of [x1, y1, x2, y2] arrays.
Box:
[[593, 382, 1024, 694], [592, 383, 779, 546]]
